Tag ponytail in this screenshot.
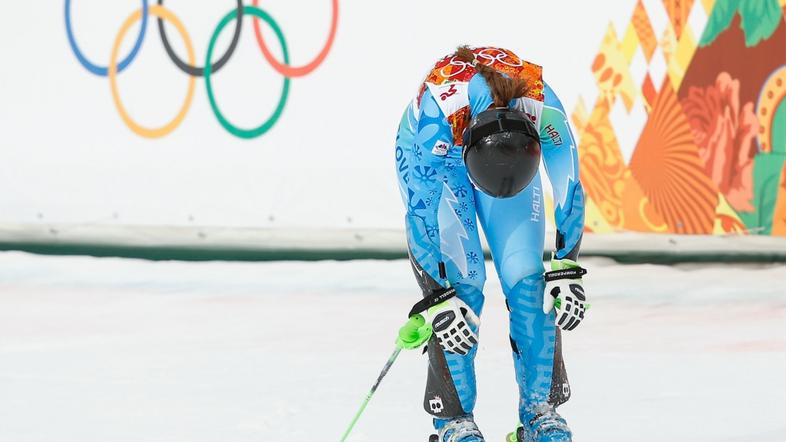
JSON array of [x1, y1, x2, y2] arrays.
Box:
[[454, 45, 529, 108]]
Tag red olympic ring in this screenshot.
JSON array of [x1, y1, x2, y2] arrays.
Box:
[[251, 0, 339, 77]]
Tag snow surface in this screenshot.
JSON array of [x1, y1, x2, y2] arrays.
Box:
[[1, 252, 785, 442]]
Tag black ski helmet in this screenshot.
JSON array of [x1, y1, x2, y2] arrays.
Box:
[[462, 108, 541, 198]]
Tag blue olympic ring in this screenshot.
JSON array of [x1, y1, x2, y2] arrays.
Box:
[[64, 0, 149, 76]]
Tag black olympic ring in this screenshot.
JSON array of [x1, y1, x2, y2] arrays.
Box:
[[156, 0, 244, 77]]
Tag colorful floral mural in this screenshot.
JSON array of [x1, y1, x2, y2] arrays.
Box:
[[571, 0, 786, 235]]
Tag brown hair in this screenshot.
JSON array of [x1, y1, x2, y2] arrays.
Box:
[[454, 45, 529, 108]]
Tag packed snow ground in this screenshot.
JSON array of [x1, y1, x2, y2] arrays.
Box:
[[1, 252, 785, 442]]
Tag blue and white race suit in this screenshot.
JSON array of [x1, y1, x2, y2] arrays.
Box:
[[394, 47, 585, 425]]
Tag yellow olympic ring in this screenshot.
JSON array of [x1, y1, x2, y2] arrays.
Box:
[[109, 5, 196, 139]]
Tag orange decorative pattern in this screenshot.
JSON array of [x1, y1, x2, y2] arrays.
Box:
[[632, 0, 658, 61], [620, 172, 669, 232], [578, 98, 627, 228], [447, 106, 471, 146], [591, 25, 638, 111], [574, 0, 786, 236], [642, 74, 658, 109], [629, 81, 719, 233], [663, 0, 696, 39], [514, 60, 546, 102]]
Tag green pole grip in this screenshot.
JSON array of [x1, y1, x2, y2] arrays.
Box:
[[396, 314, 433, 350]]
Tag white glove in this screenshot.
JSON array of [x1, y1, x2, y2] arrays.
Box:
[[543, 258, 588, 331], [423, 297, 480, 355]]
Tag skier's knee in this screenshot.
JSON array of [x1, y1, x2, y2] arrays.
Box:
[[497, 251, 544, 293]]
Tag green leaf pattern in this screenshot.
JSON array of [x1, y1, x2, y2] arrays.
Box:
[[699, 0, 783, 48], [699, 0, 738, 47], [740, 0, 783, 46], [739, 154, 786, 233]]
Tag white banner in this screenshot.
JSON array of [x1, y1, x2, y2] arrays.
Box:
[[0, 1, 628, 230]]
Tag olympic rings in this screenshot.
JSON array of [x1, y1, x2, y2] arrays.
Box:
[[476, 48, 523, 67], [64, 1, 339, 139], [157, 0, 243, 77], [251, 0, 338, 77], [65, 0, 149, 76], [205, 7, 290, 139]]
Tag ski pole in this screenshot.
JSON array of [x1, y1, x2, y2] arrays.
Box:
[[339, 346, 402, 442], [339, 314, 432, 441]]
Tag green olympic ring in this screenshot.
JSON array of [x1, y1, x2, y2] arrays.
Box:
[[205, 6, 290, 139]]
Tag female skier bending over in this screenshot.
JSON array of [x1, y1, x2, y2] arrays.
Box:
[[395, 46, 587, 442]]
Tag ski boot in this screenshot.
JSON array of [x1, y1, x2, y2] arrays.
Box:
[[428, 415, 484, 442], [505, 407, 571, 442]]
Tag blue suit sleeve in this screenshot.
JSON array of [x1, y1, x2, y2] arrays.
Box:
[[540, 82, 585, 260], [403, 90, 454, 287]]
